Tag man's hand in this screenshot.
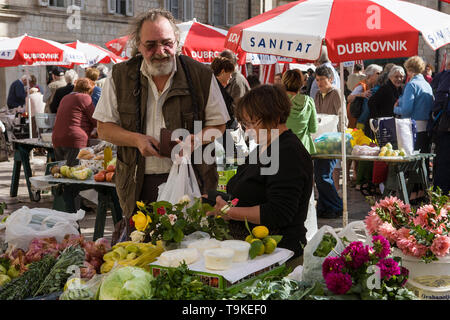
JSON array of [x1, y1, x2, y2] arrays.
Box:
[[136, 134, 162, 158]]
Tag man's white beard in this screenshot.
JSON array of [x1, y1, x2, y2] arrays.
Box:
[[146, 53, 174, 76]]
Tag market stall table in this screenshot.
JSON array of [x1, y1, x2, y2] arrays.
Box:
[[10, 138, 55, 202], [30, 174, 123, 241], [311, 153, 434, 205]]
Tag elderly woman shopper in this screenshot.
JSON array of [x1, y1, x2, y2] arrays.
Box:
[[52, 78, 97, 166], [394, 56, 434, 154], [207, 85, 313, 266], [369, 65, 405, 119]]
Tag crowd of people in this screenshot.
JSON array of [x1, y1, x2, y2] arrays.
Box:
[[3, 8, 449, 268]]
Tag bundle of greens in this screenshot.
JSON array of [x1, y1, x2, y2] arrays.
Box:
[[313, 233, 337, 257], [151, 263, 230, 300], [0, 255, 56, 300], [33, 246, 85, 297]]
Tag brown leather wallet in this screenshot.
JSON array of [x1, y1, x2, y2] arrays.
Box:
[[159, 128, 178, 158]]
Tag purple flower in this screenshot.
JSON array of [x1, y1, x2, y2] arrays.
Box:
[[342, 241, 370, 269], [399, 266, 409, 286], [372, 235, 391, 259], [322, 256, 346, 278], [325, 272, 353, 295], [376, 258, 401, 280]]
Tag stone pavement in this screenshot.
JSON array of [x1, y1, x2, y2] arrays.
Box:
[[0, 154, 373, 242]]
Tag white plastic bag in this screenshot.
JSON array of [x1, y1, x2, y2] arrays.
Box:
[[301, 225, 345, 284], [337, 220, 372, 245], [311, 113, 339, 140], [305, 192, 318, 242], [157, 156, 201, 205], [5, 206, 85, 251]]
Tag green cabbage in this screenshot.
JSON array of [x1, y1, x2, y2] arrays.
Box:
[[99, 266, 153, 300]]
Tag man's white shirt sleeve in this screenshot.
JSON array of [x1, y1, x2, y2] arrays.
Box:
[[92, 75, 120, 124]]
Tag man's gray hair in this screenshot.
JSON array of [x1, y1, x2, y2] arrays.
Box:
[[364, 64, 383, 77], [388, 65, 405, 78], [64, 69, 79, 84], [129, 8, 180, 57], [97, 64, 109, 77]]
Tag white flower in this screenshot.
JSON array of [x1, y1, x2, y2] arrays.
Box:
[[200, 217, 209, 228], [178, 195, 191, 205], [130, 230, 146, 243], [168, 214, 177, 226]]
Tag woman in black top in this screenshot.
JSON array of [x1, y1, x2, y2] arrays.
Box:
[[207, 85, 314, 260], [368, 65, 405, 120]]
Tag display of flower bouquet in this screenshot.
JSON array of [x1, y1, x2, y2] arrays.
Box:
[[130, 196, 234, 247], [322, 235, 416, 300], [365, 188, 450, 263]]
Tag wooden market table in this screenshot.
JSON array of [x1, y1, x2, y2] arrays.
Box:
[[311, 153, 435, 205], [10, 138, 55, 202], [30, 174, 123, 241]]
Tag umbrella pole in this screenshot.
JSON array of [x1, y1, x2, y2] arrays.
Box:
[[339, 62, 348, 227], [25, 67, 34, 161]]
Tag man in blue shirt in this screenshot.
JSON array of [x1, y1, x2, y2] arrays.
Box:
[[7, 75, 29, 109]]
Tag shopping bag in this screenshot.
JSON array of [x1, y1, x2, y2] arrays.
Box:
[[337, 220, 372, 245], [311, 114, 339, 140], [305, 192, 318, 242], [369, 117, 417, 155], [301, 225, 345, 284], [157, 156, 201, 205], [4, 206, 85, 251]]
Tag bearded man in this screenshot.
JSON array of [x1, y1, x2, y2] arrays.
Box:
[[93, 9, 230, 240]]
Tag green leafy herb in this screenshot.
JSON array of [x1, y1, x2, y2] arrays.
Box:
[[313, 233, 337, 257], [33, 246, 85, 297], [0, 255, 56, 300]]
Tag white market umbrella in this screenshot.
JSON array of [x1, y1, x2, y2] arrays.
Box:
[[0, 34, 87, 139]]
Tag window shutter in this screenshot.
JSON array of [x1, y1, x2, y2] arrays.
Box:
[[38, 0, 49, 6], [126, 0, 134, 16], [107, 0, 116, 13], [183, 0, 193, 21], [208, 0, 213, 25]]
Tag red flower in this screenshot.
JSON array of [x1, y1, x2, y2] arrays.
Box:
[[157, 207, 166, 215], [129, 217, 135, 228], [231, 198, 239, 206]]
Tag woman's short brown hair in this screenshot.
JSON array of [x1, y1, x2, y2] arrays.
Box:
[[85, 68, 100, 82], [404, 56, 426, 74], [282, 69, 304, 93], [74, 78, 95, 95], [210, 57, 235, 76], [236, 84, 292, 129]]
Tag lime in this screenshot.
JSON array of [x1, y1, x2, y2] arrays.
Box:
[[263, 237, 277, 254], [245, 235, 255, 243], [250, 239, 265, 256]]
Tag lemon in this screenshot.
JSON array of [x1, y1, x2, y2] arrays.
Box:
[[250, 239, 265, 256], [263, 237, 277, 254], [252, 226, 269, 239], [64, 278, 85, 291], [245, 235, 255, 243]]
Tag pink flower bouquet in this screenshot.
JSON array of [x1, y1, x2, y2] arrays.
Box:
[[322, 235, 415, 300], [365, 189, 450, 263]]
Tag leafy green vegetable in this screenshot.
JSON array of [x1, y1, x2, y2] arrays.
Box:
[[99, 266, 153, 300], [151, 262, 230, 300], [33, 246, 85, 297], [232, 278, 302, 300], [313, 233, 337, 257], [0, 255, 56, 300]]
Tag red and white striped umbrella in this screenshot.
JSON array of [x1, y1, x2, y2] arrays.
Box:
[[0, 34, 86, 67], [105, 35, 131, 58], [225, 0, 450, 63], [65, 40, 125, 68]]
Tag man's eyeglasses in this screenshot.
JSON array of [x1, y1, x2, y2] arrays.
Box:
[[142, 39, 176, 52]]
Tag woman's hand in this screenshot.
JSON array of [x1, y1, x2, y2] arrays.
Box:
[[206, 196, 232, 220]]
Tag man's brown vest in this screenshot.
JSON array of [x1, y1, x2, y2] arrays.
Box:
[[112, 54, 219, 218]]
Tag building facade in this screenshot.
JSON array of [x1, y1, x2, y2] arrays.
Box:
[[0, 0, 448, 107]]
